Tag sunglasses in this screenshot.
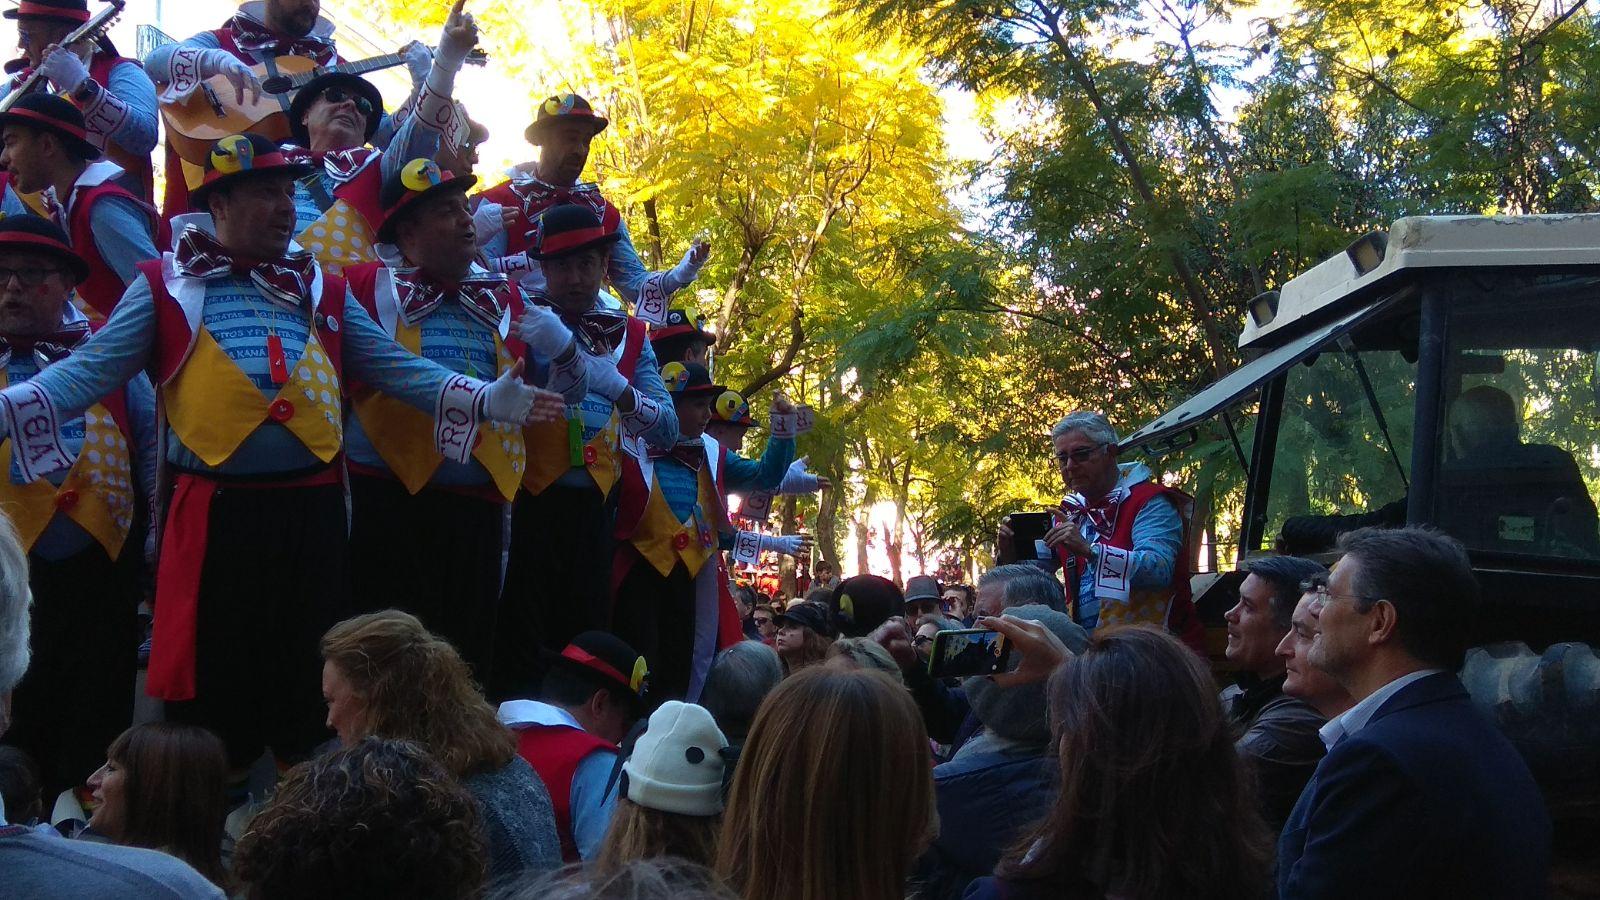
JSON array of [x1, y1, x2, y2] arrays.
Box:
[[319, 86, 375, 118], [1054, 443, 1109, 466]]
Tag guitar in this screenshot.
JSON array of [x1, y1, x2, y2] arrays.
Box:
[[0, 0, 125, 113], [161, 47, 488, 164]]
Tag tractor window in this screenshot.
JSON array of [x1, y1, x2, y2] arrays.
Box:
[[1265, 323, 1417, 555], [1432, 277, 1600, 560]]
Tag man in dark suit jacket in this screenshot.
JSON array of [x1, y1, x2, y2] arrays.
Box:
[[1278, 526, 1550, 900]]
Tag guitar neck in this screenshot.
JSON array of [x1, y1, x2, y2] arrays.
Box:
[[278, 49, 487, 92], [338, 53, 407, 79]]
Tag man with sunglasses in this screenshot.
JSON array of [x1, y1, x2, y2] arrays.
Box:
[[1278, 526, 1549, 900], [476, 92, 710, 321], [2, 0, 157, 201], [996, 410, 1204, 652], [145, 0, 342, 215], [0, 215, 156, 805]]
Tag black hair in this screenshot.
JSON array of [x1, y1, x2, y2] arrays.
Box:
[[1335, 526, 1480, 670], [1243, 556, 1328, 629], [542, 666, 632, 712]]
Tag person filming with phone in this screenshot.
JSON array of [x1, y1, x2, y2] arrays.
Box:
[[997, 411, 1204, 653]]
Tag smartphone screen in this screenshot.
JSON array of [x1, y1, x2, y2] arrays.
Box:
[[928, 628, 1011, 679], [1007, 511, 1055, 560]]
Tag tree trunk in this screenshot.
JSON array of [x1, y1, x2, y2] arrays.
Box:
[[779, 494, 799, 595]]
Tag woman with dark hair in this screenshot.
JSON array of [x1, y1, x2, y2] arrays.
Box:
[[233, 737, 486, 900], [716, 666, 936, 900], [965, 622, 1272, 900], [83, 722, 230, 888], [770, 601, 834, 676], [319, 610, 561, 879]]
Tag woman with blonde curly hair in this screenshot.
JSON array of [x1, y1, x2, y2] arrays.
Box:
[[319, 610, 561, 879], [716, 666, 936, 900], [235, 737, 486, 900]]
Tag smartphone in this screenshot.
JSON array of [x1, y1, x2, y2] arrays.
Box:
[[1007, 511, 1055, 561], [927, 628, 1011, 679]]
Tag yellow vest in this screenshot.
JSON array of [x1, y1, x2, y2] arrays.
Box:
[[161, 325, 342, 467], [628, 457, 722, 579], [523, 413, 621, 497], [352, 317, 526, 500], [0, 372, 135, 556]]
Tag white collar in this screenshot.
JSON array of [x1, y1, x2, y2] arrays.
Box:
[[497, 698, 584, 732], [1318, 668, 1444, 749]]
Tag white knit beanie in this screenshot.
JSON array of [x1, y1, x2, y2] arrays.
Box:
[[621, 701, 729, 817]]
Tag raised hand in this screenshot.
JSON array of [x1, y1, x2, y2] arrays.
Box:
[[435, 0, 480, 72], [978, 614, 1073, 688]]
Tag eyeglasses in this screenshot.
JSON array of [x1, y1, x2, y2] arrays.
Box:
[[912, 635, 935, 648], [0, 267, 61, 287], [1055, 443, 1108, 466], [319, 86, 375, 118], [1298, 574, 1383, 608]]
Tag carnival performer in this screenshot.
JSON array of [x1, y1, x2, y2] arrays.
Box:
[[0, 93, 162, 321], [0, 215, 155, 803], [476, 93, 709, 324], [2, 0, 157, 200], [491, 202, 679, 702], [144, 0, 341, 215], [611, 361, 798, 702], [0, 132, 564, 771], [341, 157, 588, 682]]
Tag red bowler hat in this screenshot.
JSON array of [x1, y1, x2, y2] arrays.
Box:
[[376, 158, 477, 243], [188, 133, 315, 207], [0, 92, 101, 161], [530, 202, 622, 261], [524, 93, 608, 145], [0, 214, 89, 283], [4, 0, 91, 22]]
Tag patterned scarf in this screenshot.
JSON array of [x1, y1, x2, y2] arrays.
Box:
[[392, 268, 506, 329], [1061, 484, 1132, 541], [0, 318, 90, 369], [228, 12, 337, 65], [650, 440, 706, 471], [508, 173, 614, 235], [526, 290, 627, 356], [173, 226, 316, 312], [281, 147, 374, 187]]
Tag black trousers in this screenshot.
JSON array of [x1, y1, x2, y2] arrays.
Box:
[[611, 557, 697, 705], [165, 482, 349, 770], [7, 543, 139, 800], [348, 474, 503, 683], [491, 483, 614, 702]]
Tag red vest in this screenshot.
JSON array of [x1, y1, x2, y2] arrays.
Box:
[[1059, 481, 1206, 654], [514, 724, 616, 862], [135, 258, 347, 385], [69, 180, 166, 319], [479, 179, 622, 256], [88, 54, 153, 203]]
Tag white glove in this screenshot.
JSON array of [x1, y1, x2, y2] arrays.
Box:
[[480, 364, 539, 424], [779, 456, 822, 494], [40, 44, 90, 93], [434, 1, 479, 73], [400, 40, 433, 87], [669, 241, 708, 284], [472, 202, 504, 246], [758, 533, 808, 556], [198, 49, 261, 105], [585, 352, 629, 402], [517, 305, 577, 359]]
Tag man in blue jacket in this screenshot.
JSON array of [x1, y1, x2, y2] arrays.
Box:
[[1278, 526, 1550, 899]]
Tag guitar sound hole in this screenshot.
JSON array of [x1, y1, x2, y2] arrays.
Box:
[[262, 76, 294, 95]]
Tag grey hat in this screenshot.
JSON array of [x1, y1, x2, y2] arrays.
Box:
[[903, 574, 941, 605], [962, 604, 1089, 746]]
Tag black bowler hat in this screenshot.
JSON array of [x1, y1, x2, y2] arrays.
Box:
[[524, 92, 608, 145], [659, 361, 725, 401], [4, 0, 90, 22], [531, 203, 621, 261], [774, 601, 836, 638], [0, 214, 88, 283], [0, 92, 101, 161], [188, 133, 314, 207], [546, 631, 650, 705], [711, 390, 756, 429], [375, 157, 477, 243], [830, 574, 904, 638], [288, 71, 384, 147]]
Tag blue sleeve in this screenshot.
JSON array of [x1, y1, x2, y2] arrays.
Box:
[[90, 197, 160, 287], [340, 287, 466, 412], [379, 114, 441, 185], [1095, 494, 1180, 590], [102, 61, 159, 155], [142, 32, 223, 84], [0, 184, 27, 217], [605, 219, 651, 303], [569, 748, 620, 861], [125, 372, 158, 502], [627, 337, 679, 450], [723, 435, 794, 493], [2, 275, 155, 419]]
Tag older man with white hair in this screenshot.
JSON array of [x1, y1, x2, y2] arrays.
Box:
[[998, 410, 1203, 652], [0, 512, 222, 897]]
